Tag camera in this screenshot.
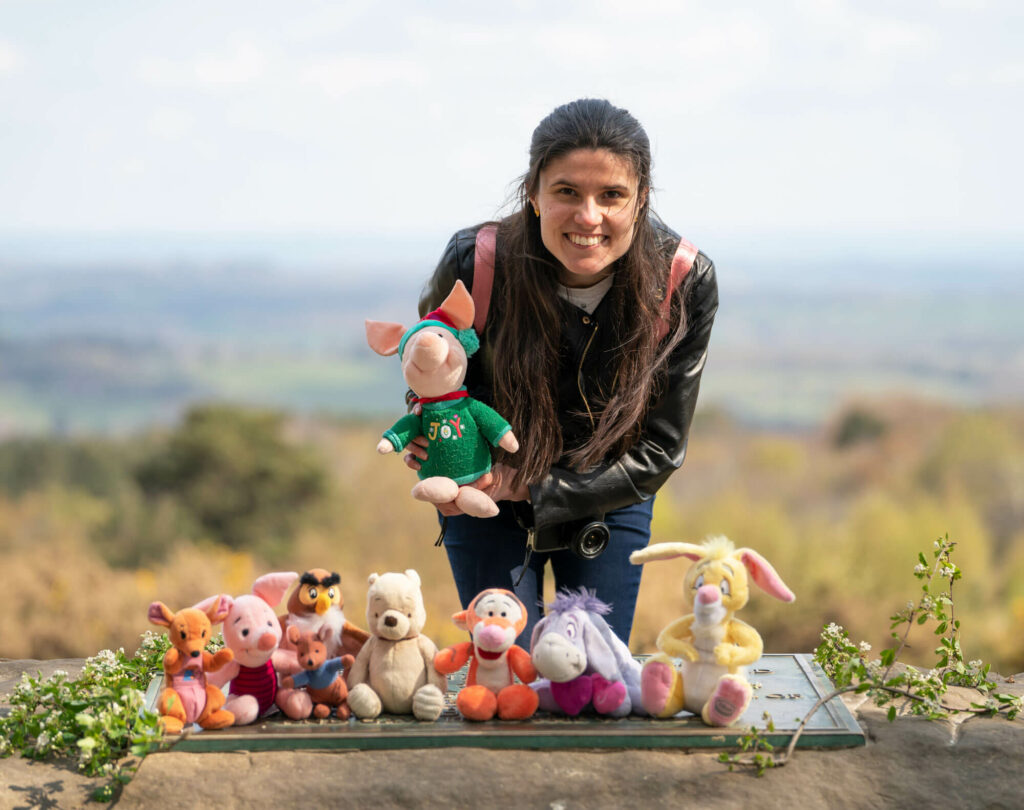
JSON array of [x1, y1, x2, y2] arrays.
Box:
[[533, 516, 610, 560]]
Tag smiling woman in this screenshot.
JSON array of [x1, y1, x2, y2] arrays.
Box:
[[407, 98, 720, 647]]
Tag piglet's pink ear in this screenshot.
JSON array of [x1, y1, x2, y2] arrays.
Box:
[[438, 280, 475, 331], [738, 549, 795, 603], [148, 601, 174, 627], [253, 572, 299, 608], [365, 320, 405, 356]]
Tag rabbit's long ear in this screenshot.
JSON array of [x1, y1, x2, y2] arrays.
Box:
[[737, 549, 795, 602], [630, 543, 706, 566]]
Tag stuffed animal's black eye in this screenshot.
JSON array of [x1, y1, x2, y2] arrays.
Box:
[[202, 629, 207, 638], [308, 587, 318, 600], [488, 611, 494, 617], [695, 574, 705, 589], [267, 621, 273, 627], [720, 580, 731, 596], [406, 613, 412, 618], [328, 588, 336, 599], [501, 612, 507, 617], [242, 628, 250, 637], [180, 630, 187, 640]]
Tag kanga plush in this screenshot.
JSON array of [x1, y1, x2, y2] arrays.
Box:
[[147, 596, 235, 734], [433, 588, 538, 721], [365, 279, 519, 518], [346, 569, 447, 721], [630, 536, 795, 726]]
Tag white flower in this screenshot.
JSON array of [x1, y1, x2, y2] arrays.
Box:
[[859, 641, 872, 652], [914, 564, 927, 574], [940, 566, 955, 578], [34, 731, 51, 752]]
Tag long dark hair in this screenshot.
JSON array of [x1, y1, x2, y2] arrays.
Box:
[[491, 98, 692, 486]]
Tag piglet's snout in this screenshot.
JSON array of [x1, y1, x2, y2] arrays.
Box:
[[257, 632, 277, 651], [696, 584, 722, 606], [409, 332, 447, 372]]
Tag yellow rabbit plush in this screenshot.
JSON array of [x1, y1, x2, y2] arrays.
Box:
[[630, 536, 795, 726]]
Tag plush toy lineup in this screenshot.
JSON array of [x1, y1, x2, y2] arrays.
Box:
[[147, 537, 795, 734]]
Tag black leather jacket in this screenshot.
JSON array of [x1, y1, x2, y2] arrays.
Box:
[[418, 220, 718, 531]]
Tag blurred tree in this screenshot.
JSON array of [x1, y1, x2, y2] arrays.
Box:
[[134, 404, 327, 558], [834, 407, 888, 448]]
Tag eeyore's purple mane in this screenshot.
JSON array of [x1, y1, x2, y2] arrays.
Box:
[[547, 587, 611, 616]]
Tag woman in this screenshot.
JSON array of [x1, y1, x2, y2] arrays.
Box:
[[410, 98, 718, 645]]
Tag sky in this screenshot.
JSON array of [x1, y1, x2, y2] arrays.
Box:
[[0, 0, 1021, 267]]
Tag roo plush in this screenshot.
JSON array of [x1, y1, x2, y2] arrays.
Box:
[[147, 597, 235, 734], [280, 625, 353, 720], [630, 536, 795, 727], [346, 569, 447, 721], [365, 279, 519, 518], [433, 588, 538, 721]]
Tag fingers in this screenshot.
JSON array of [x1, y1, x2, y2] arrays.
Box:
[[403, 436, 429, 461], [437, 502, 464, 517], [403, 453, 422, 472]]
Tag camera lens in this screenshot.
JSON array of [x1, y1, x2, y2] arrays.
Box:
[[571, 521, 610, 559]]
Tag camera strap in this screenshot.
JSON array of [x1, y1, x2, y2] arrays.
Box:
[[513, 528, 537, 587]]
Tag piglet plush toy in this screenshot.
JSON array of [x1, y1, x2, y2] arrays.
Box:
[[365, 279, 519, 518]]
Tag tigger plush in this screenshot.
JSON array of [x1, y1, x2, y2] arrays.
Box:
[[433, 588, 539, 721]]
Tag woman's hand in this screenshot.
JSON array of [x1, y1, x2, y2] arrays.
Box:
[[481, 463, 529, 504]]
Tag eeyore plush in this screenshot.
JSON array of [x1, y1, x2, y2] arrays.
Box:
[[530, 588, 646, 717]]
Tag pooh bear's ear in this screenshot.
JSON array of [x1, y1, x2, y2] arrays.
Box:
[[368, 572, 380, 586], [404, 569, 421, 588], [438, 281, 474, 331]]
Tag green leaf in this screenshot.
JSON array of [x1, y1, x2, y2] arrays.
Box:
[[887, 706, 897, 722]]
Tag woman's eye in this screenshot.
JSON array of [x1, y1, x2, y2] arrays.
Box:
[[556, 187, 576, 196]]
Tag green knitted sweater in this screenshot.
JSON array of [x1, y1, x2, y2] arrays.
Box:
[[383, 395, 512, 485]]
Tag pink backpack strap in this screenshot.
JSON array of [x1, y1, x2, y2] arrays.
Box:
[[472, 224, 498, 334], [657, 236, 698, 340]]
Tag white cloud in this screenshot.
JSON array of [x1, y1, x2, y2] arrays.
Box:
[[299, 55, 427, 98], [138, 42, 268, 89], [990, 62, 1024, 86], [146, 107, 195, 140], [0, 40, 21, 74]]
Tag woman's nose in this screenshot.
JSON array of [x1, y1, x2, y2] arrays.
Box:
[[574, 197, 602, 227]]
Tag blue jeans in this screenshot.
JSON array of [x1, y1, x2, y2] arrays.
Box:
[[441, 498, 654, 648]]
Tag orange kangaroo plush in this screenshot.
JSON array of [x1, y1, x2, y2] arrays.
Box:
[[433, 589, 538, 721], [147, 596, 235, 734]]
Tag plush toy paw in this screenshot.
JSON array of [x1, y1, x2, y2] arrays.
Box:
[[453, 486, 500, 518], [412, 477, 459, 504], [641, 655, 685, 718], [277, 688, 312, 720], [496, 684, 539, 721], [550, 674, 593, 716], [412, 684, 445, 721], [702, 674, 752, 727], [591, 673, 627, 716], [347, 683, 382, 720], [224, 694, 260, 726], [457, 684, 498, 722]]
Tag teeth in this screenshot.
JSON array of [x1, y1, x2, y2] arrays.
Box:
[[569, 234, 603, 247]]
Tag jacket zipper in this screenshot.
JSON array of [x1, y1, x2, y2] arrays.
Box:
[[577, 319, 599, 430]]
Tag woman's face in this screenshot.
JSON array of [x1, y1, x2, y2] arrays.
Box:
[[531, 148, 645, 288]]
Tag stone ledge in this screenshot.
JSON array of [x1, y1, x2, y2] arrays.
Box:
[[1, 660, 1022, 810]]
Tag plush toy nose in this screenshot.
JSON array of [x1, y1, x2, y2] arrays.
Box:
[[384, 615, 398, 628], [257, 631, 277, 651], [189, 650, 201, 658], [409, 332, 447, 372], [315, 592, 332, 615], [696, 584, 722, 605], [477, 624, 507, 649]]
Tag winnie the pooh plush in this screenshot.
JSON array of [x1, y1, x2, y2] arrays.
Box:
[[346, 569, 447, 722]]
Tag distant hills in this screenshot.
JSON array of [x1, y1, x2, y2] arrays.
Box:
[[1, 245, 1022, 436]]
